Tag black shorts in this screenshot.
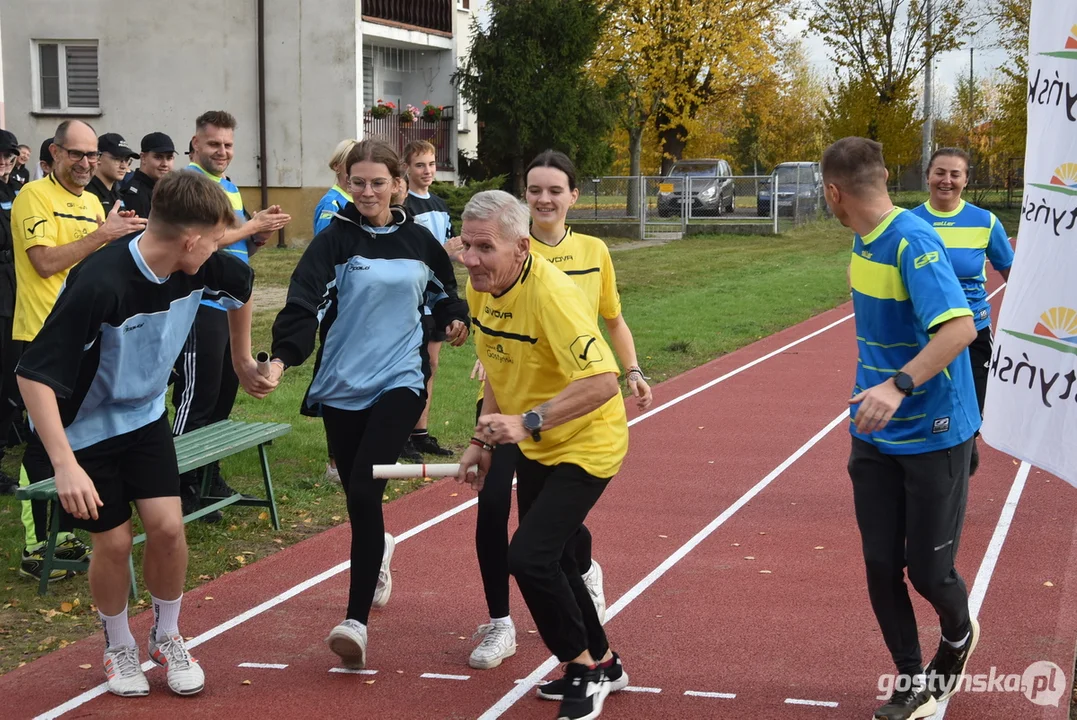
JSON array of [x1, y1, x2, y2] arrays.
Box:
[[422, 314, 448, 344], [63, 413, 181, 533]]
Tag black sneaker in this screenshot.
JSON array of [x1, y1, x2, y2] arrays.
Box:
[[410, 433, 454, 457], [926, 618, 980, 701], [538, 653, 629, 701], [874, 679, 938, 720], [969, 440, 980, 477], [399, 439, 422, 462], [182, 486, 222, 523], [555, 663, 610, 720], [20, 548, 74, 582], [54, 534, 92, 562]]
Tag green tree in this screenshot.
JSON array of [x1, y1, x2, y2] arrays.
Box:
[[455, 0, 615, 194], [989, 0, 1030, 160], [823, 74, 922, 170]]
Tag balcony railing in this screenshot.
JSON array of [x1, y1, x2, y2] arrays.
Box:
[[363, 109, 455, 171], [362, 0, 452, 35]]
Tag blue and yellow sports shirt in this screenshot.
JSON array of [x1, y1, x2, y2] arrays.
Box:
[[187, 163, 251, 310], [909, 199, 1013, 331], [313, 184, 351, 236], [849, 208, 980, 453]]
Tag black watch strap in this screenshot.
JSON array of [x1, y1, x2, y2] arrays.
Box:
[[892, 371, 915, 397]]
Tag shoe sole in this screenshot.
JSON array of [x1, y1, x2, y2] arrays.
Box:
[[539, 669, 628, 701], [469, 643, 517, 670], [107, 683, 150, 697], [18, 567, 74, 582], [936, 618, 981, 703], [372, 535, 395, 609], [327, 630, 367, 669], [556, 681, 610, 720]]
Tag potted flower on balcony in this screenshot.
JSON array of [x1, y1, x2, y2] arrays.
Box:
[[421, 100, 444, 123], [371, 99, 395, 119], [400, 104, 420, 124]]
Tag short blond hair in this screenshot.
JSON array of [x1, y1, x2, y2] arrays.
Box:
[[329, 139, 357, 172]]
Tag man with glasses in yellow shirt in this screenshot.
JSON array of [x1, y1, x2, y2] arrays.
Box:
[[11, 119, 147, 582]]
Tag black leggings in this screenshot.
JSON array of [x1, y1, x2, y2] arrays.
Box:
[[322, 388, 425, 623], [967, 327, 992, 418], [474, 401, 593, 619]]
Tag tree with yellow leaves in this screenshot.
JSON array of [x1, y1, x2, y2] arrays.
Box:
[[591, 0, 787, 179]]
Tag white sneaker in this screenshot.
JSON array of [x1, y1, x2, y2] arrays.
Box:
[[327, 618, 368, 668], [103, 644, 149, 697], [148, 627, 205, 695], [372, 533, 395, 608], [582, 560, 606, 623], [324, 463, 340, 482], [468, 621, 517, 669]]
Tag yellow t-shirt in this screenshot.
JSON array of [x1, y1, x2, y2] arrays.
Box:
[[529, 228, 622, 320], [468, 253, 629, 478], [11, 175, 105, 341]]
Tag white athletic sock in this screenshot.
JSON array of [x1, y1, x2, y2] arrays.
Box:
[[943, 631, 970, 649], [99, 605, 136, 649], [491, 615, 513, 627], [152, 594, 183, 641]]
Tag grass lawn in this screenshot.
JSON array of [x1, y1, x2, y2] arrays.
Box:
[[0, 218, 854, 672]]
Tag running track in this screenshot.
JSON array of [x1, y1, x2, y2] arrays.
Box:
[[4, 275, 1076, 720]]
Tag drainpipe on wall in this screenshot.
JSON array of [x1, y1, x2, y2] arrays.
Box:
[[257, 0, 284, 248]]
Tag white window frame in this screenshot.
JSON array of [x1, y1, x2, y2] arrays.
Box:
[[457, 0, 471, 11], [29, 39, 100, 115]]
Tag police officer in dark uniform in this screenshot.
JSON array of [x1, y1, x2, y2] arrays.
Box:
[[122, 132, 177, 219], [0, 130, 22, 493], [86, 133, 138, 216]]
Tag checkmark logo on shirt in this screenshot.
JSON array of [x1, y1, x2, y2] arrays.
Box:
[[570, 335, 603, 370]]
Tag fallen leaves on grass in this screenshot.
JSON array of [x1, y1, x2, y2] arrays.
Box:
[[60, 602, 73, 613]]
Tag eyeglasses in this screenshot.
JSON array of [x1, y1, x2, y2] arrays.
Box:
[[55, 144, 101, 163], [349, 178, 392, 193]]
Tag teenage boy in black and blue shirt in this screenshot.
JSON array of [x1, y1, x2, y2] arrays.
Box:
[[17, 171, 277, 699], [823, 137, 981, 720], [401, 140, 462, 458]]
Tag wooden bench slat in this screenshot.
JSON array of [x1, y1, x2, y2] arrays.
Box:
[[15, 420, 292, 501]]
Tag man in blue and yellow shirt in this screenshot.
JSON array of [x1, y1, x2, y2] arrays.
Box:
[[171, 111, 290, 514], [823, 137, 980, 720]]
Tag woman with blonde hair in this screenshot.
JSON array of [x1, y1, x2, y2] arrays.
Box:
[[312, 139, 357, 236]]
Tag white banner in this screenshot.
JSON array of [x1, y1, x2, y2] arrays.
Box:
[[981, 4, 1077, 486]]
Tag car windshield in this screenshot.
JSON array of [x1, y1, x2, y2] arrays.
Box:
[[776, 167, 813, 185], [669, 163, 719, 177]]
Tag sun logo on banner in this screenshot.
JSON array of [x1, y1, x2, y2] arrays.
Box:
[[1030, 164, 1077, 197], [1003, 307, 1077, 355], [1041, 24, 1077, 59]]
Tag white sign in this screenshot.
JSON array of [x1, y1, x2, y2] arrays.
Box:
[[981, 7, 1077, 486]]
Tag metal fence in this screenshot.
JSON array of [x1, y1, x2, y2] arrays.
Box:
[[571, 171, 828, 239]]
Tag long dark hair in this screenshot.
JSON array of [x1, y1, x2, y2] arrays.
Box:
[[525, 150, 577, 191]]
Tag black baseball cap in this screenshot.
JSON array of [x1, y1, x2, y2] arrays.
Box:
[[141, 131, 176, 154], [97, 133, 138, 159], [0, 130, 18, 154], [40, 137, 54, 165]]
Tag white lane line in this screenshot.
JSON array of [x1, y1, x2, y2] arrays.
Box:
[[785, 698, 839, 708], [477, 409, 851, 719], [622, 686, 662, 693], [329, 668, 378, 675], [684, 690, 737, 699], [420, 673, 471, 681], [237, 662, 288, 669], [36, 309, 853, 720], [935, 461, 1030, 719]]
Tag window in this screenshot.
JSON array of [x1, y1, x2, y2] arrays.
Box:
[[31, 40, 99, 114], [457, 0, 470, 10]]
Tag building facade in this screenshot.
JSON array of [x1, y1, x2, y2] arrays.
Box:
[[0, 0, 484, 241]]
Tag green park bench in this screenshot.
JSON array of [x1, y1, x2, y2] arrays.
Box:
[[14, 419, 292, 596]]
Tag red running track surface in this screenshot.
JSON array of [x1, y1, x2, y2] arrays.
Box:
[[3, 278, 1075, 720]]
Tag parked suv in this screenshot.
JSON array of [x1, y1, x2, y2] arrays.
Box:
[[657, 158, 736, 217], [757, 162, 824, 217]]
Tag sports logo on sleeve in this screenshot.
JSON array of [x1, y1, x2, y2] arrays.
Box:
[[914, 251, 940, 269], [23, 216, 47, 239], [571, 335, 603, 370]]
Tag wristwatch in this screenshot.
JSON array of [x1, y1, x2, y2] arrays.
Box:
[[522, 409, 544, 442], [892, 371, 915, 397]]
